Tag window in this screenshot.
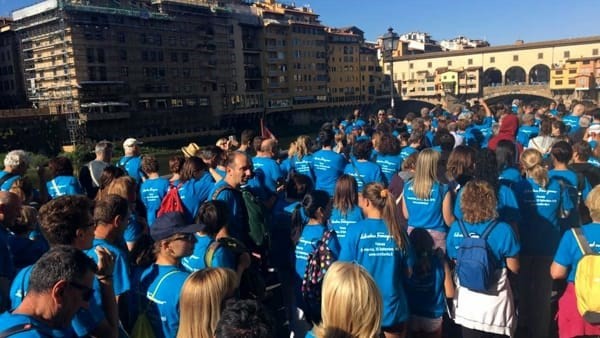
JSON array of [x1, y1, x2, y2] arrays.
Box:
[[593, 49, 598, 56], [538, 52, 543, 59], [181, 53, 189, 63], [555, 70, 563, 75], [116, 32, 125, 43], [568, 79, 575, 85], [564, 51, 570, 58], [569, 69, 576, 74], [490, 57, 495, 63], [447, 60, 452, 66], [555, 80, 563, 85], [513, 55, 518, 62], [409, 63, 414, 69], [427, 62, 432, 68], [97, 49, 105, 63], [468, 59, 473, 65], [120, 67, 128, 77], [170, 52, 178, 62], [119, 50, 127, 61]]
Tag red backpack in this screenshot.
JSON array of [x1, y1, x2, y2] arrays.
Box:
[[156, 184, 184, 218]]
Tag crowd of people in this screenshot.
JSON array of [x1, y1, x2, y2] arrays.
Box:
[[0, 98, 599, 338]]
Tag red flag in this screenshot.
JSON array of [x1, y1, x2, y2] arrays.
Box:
[[260, 118, 276, 140]]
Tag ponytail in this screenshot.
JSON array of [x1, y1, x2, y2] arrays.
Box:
[[520, 149, 548, 188], [363, 183, 408, 251]]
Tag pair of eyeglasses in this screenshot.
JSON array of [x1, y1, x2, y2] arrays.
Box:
[[171, 233, 196, 242], [69, 281, 94, 302]]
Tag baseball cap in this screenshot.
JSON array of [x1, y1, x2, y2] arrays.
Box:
[[123, 138, 143, 148], [150, 212, 203, 241], [458, 112, 473, 120]]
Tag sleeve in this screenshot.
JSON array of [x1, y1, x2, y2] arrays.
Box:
[[446, 223, 458, 260], [374, 166, 385, 185], [498, 223, 520, 258], [553, 231, 576, 268], [112, 253, 131, 296]]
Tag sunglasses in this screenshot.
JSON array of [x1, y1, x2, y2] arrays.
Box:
[[69, 281, 94, 302], [171, 233, 196, 242]]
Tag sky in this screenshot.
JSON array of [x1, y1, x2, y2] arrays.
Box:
[[2, 0, 599, 46]]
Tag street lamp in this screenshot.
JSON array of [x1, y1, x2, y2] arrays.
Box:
[[382, 27, 399, 110]]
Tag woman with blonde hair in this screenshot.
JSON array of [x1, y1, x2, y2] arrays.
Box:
[[307, 262, 383, 338], [284, 135, 316, 183], [177, 267, 238, 338], [514, 148, 573, 338], [447, 180, 520, 338], [107, 175, 147, 250], [401, 148, 454, 251], [340, 182, 412, 338]]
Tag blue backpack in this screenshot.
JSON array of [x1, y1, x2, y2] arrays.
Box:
[[456, 220, 499, 293]]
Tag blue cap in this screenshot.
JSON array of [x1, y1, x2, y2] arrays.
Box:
[[150, 212, 203, 241]]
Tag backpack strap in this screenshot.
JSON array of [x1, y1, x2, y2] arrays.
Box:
[[349, 159, 366, 187], [148, 269, 179, 300], [204, 240, 221, 268], [480, 221, 498, 240], [87, 162, 101, 188], [211, 184, 233, 201], [118, 156, 134, 169], [457, 220, 470, 239], [571, 227, 593, 255], [0, 172, 17, 189], [0, 323, 35, 338]]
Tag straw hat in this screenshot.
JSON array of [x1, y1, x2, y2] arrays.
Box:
[[181, 142, 200, 158]]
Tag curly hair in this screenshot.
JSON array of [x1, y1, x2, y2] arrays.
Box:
[[460, 180, 498, 224], [39, 195, 94, 245]]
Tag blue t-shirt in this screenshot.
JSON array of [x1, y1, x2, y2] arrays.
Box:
[[46, 176, 83, 199], [124, 212, 144, 244], [0, 171, 20, 191], [209, 180, 247, 243], [329, 206, 363, 244], [312, 149, 346, 197], [181, 234, 236, 272], [403, 181, 450, 233], [405, 252, 446, 319], [250, 157, 283, 196], [0, 312, 71, 337], [294, 224, 340, 281], [553, 223, 600, 282], [339, 218, 412, 327], [138, 265, 189, 338], [499, 167, 521, 187], [10, 265, 105, 337], [117, 156, 143, 183], [178, 173, 214, 223], [343, 160, 384, 192], [516, 125, 539, 147], [514, 178, 574, 255], [454, 185, 520, 224], [562, 115, 580, 134], [140, 177, 169, 227], [375, 153, 404, 186], [447, 219, 520, 268], [85, 238, 131, 297], [287, 154, 315, 183], [0, 227, 15, 280], [7, 234, 46, 271], [550, 169, 592, 229]]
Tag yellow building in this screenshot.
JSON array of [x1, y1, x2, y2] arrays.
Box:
[[326, 27, 362, 105]]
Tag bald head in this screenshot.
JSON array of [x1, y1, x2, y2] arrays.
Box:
[[259, 139, 277, 155], [0, 191, 22, 227]]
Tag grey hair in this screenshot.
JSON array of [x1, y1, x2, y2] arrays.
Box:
[[95, 140, 113, 154], [4, 150, 29, 168]]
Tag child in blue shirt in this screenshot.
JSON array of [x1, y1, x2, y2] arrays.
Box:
[[139, 156, 169, 227], [177, 157, 215, 223], [339, 183, 413, 336], [343, 140, 384, 192], [329, 175, 363, 245], [313, 130, 346, 198], [46, 156, 83, 198]]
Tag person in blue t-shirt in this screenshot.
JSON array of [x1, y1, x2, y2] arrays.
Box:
[[106, 176, 147, 251], [344, 140, 384, 192], [0, 247, 98, 338], [140, 156, 169, 227], [312, 129, 346, 198], [551, 185, 600, 338], [135, 212, 200, 338], [46, 156, 84, 199], [0, 191, 21, 311], [85, 195, 132, 330], [549, 141, 592, 231], [182, 200, 250, 278], [178, 157, 215, 224], [291, 190, 340, 332], [248, 138, 283, 204], [496, 140, 522, 187], [7, 206, 46, 272], [0, 150, 29, 192], [339, 183, 413, 338], [401, 149, 454, 251], [446, 180, 520, 338], [329, 174, 363, 245], [9, 196, 119, 337], [514, 149, 573, 338], [284, 135, 316, 184], [562, 103, 585, 135], [117, 138, 145, 184], [375, 133, 404, 186], [406, 228, 454, 338]]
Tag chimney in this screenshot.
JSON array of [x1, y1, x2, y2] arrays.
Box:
[[515, 40, 524, 45]]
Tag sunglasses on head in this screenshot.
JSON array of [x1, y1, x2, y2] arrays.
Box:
[[69, 281, 94, 302]]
